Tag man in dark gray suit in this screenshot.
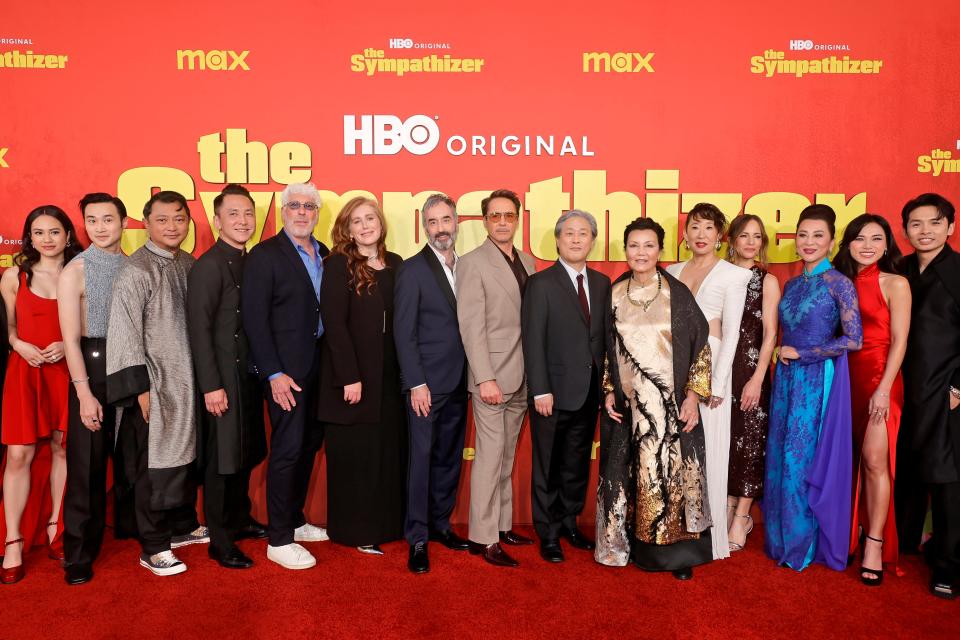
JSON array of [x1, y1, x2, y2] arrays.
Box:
[[521, 209, 610, 563], [395, 193, 469, 574]]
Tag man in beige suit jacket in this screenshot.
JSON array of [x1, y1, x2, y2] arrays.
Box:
[[457, 189, 536, 568]]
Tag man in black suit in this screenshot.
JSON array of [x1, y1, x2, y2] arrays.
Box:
[[242, 182, 329, 570], [187, 184, 268, 570], [395, 194, 470, 574], [521, 209, 610, 563]]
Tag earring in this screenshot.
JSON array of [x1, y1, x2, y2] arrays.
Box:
[[684, 240, 690, 250], [66, 240, 72, 247], [715, 240, 721, 251], [883, 249, 888, 256]]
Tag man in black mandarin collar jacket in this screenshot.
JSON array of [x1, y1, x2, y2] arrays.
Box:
[[187, 185, 268, 569]]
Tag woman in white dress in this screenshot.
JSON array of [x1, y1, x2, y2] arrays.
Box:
[[667, 203, 751, 560]]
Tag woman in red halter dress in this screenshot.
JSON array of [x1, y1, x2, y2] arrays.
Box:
[[834, 214, 911, 586], [1, 205, 81, 584]]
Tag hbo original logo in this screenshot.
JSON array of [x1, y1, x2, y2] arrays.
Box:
[[789, 40, 814, 51], [343, 115, 440, 155], [389, 38, 414, 49]]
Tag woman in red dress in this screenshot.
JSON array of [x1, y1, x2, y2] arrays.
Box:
[[1, 205, 81, 584], [834, 213, 911, 586]]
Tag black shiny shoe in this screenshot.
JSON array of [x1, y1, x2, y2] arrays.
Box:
[[237, 520, 269, 540], [408, 543, 430, 574], [539, 541, 564, 563], [64, 563, 93, 585], [499, 530, 534, 546], [672, 567, 693, 580], [208, 545, 254, 569], [429, 529, 470, 551], [560, 528, 595, 551], [930, 579, 957, 600]]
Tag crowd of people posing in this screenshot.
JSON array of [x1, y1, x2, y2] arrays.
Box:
[[0, 184, 957, 602]]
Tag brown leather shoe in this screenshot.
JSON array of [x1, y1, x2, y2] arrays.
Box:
[[469, 542, 519, 568], [499, 530, 534, 546]]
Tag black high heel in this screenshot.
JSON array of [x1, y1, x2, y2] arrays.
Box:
[[860, 534, 884, 587]]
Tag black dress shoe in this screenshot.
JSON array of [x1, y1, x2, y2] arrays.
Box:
[[930, 580, 957, 600], [429, 529, 470, 551], [408, 543, 430, 574], [499, 530, 534, 546], [560, 528, 595, 551], [470, 542, 519, 567], [64, 563, 93, 585], [209, 545, 254, 569], [672, 567, 693, 580], [540, 541, 564, 563], [236, 520, 268, 540]]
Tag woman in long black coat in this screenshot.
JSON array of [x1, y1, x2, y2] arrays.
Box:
[[318, 197, 406, 554]]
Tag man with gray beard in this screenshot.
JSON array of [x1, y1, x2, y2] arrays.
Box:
[[394, 193, 469, 574]]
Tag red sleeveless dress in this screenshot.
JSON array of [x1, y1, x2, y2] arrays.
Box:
[[848, 262, 901, 571], [1, 271, 69, 444]]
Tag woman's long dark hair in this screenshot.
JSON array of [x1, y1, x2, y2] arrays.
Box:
[[14, 205, 82, 286], [833, 213, 903, 280]]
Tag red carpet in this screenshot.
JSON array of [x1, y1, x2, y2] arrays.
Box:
[[1, 523, 955, 639]]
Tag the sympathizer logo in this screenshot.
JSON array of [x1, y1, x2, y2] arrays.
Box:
[[0, 50, 68, 69], [176, 49, 250, 71], [582, 51, 654, 73]]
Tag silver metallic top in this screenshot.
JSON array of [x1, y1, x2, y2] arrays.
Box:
[[82, 244, 126, 338]]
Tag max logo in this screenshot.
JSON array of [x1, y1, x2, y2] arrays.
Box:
[[177, 49, 250, 71], [582, 51, 655, 73]]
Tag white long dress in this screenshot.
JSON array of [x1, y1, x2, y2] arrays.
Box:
[[666, 259, 751, 559]]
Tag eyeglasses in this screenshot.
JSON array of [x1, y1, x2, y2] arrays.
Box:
[[484, 212, 518, 222], [284, 201, 319, 211]]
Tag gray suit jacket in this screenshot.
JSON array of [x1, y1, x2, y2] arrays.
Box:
[[457, 237, 535, 395]]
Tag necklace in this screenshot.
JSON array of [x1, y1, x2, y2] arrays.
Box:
[[626, 271, 662, 311]]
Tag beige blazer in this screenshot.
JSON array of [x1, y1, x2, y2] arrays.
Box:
[[457, 237, 536, 395]]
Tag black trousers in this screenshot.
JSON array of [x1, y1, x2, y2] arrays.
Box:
[[265, 343, 324, 546], [120, 410, 199, 556], [929, 481, 960, 584], [200, 415, 255, 552], [894, 429, 929, 554], [529, 371, 599, 541], [63, 338, 137, 569], [403, 388, 467, 544]]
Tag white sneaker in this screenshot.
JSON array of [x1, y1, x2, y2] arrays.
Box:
[[140, 551, 187, 576], [294, 523, 329, 542], [267, 543, 317, 570]]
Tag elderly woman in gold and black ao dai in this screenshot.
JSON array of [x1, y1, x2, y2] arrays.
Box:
[[596, 267, 714, 570]]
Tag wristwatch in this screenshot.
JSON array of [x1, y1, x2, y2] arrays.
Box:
[[950, 386, 960, 401]]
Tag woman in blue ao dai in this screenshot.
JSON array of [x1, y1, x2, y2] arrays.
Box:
[[763, 205, 863, 571]]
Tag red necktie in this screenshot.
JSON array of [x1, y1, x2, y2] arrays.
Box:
[[577, 274, 590, 325]]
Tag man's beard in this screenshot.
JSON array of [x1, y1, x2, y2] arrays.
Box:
[[429, 231, 456, 251]]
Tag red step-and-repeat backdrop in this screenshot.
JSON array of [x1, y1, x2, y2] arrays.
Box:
[[2, 0, 959, 528]]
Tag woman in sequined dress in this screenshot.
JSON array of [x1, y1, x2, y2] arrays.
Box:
[[595, 217, 714, 581], [763, 204, 863, 572], [725, 215, 780, 552]]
